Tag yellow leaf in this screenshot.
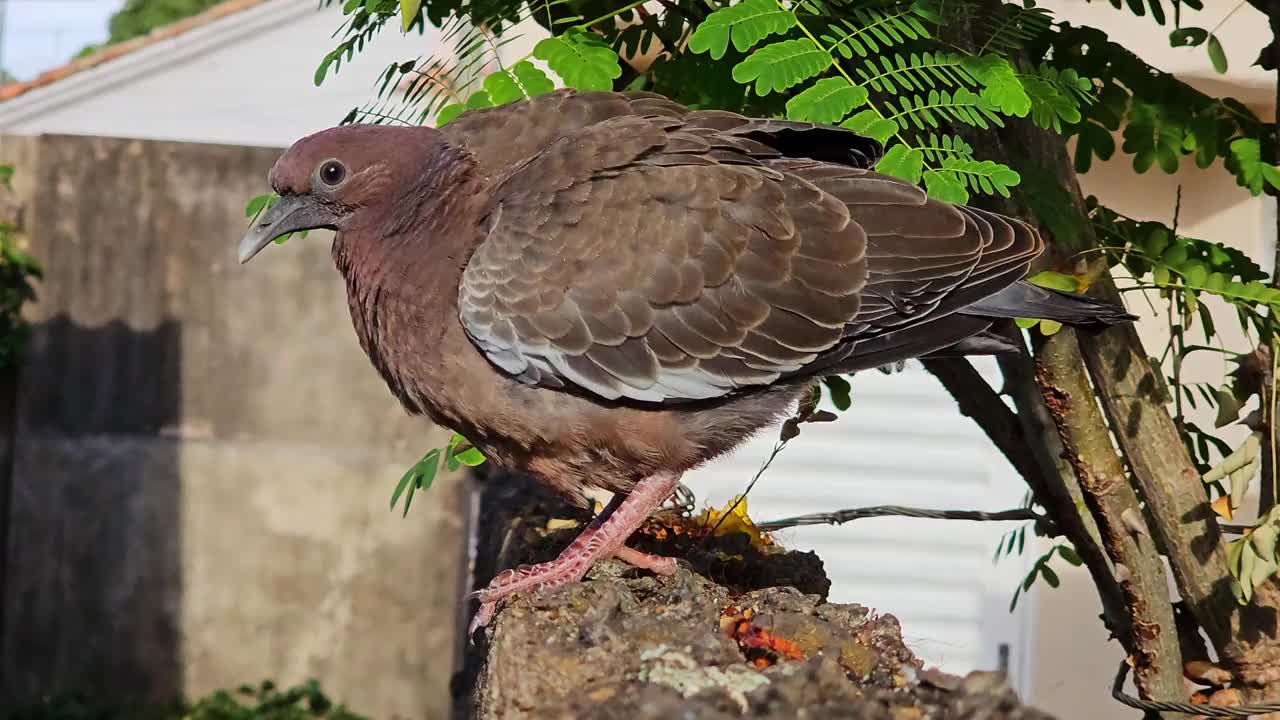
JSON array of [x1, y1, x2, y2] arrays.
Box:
[[696, 496, 773, 549], [399, 0, 422, 32], [1212, 494, 1234, 520]]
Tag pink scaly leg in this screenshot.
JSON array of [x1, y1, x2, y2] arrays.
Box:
[[613, 545, 678, 575], [468, 471, 681, 635]]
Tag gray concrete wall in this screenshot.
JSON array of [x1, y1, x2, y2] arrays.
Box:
[[0, 134, 466, 719]]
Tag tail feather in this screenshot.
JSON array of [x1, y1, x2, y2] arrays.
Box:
[[959, 281, 1136, 332]]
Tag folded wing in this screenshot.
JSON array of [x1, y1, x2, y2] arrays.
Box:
[[457, 113, 1041, 404]]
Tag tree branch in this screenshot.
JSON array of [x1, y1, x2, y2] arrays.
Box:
[[1076, 276, 1236, 653], [920, 357, 1042, 485], [1034, 329, 1186, 709], [992, 334, 1130, 633]]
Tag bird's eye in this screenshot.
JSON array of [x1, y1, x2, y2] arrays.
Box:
[[319, 160, 346, 186]]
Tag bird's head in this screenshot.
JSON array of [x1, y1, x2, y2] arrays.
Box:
[[237, 124, 450, 264]]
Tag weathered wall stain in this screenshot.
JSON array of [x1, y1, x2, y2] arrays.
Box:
[[0, 134, 466, 720]]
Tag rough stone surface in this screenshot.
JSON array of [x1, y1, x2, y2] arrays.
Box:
[[460, 472, 1056, 720]]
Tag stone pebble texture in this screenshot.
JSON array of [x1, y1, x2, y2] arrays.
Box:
[[459, 471, 1057, 720]]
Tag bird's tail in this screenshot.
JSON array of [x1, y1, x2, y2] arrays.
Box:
[[959, 280, 1137, 332]]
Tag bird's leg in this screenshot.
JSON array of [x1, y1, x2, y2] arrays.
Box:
[[468, 470, 681, 634], [612, 544, 678, 574]]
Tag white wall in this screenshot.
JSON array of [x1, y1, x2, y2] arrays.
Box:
[[0, 0, 536, 148]]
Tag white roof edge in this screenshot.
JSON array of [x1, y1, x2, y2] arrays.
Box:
[[0, 0, 329, 129]]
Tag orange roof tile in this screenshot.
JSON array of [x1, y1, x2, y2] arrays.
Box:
[[0, 0, 270, 103]]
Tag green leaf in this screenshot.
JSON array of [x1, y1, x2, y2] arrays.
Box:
[[1027, 271, 1082, 293], [1206, 34, 1227, 74], [436, 104, 466, 126], [841, 110, 898, 144], [448, 432, 486, 468], [823, 375, 852, 411], [874, 144, 924, 184], [483, 71, 527, 105], [732, 38, 832, 96], [466, 90, 494, 110], [963, 55, 1030, 117], [1228, 138, 1280, 195], [1122, 100, 1184, 175], [245, 193, 274, 219], [1213, 386, 1241, 428], [939, 158, 1020, 197], [786, 77, 869, 124], [534, 30, 623, 91], [687, 0, 796, 60], [1040, 564, 1060, 588], [390, 464, 418, 512], [391, 448, 442, 516], [314, 53, 335, 87], [511, 61, 555, 96], [1021, 66, 1089, 132], [1057, 545, 1083, 566], [1169, 26, 1208, 47], [923, 169, 967, 203], [1074, 122, 1115, 173], [1251, 523, 1278, 562], [399, 0, 422, 32]]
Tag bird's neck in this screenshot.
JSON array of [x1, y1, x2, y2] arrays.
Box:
[[331, 155, 486, 417]]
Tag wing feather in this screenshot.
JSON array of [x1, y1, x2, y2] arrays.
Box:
[[455, 99, 1042, 404]]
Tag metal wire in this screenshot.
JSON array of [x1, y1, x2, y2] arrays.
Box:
[[1112, 661, 1280, 718], [756, 505, 1044, 531]]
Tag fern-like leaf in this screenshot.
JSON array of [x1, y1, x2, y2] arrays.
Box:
[[923, 169, 969, 202], [732, 38, 833, 95], [941, 157, 1020, 197], [889, 88, 1004, 131], [786, 77, 869, 123], [916, 133, 975, 164], [534, 28, 622, 90], [963, 55, 1030, 117], [854, 52, 975, 94], [688, 0, 797, 60], [491, 62, 549, 106], [1022, 65, 1094, 131], [820, 4, 931, 59], [967, 1, 1053, 53], [875, 144, 925, 183], [841, 109, 898, 143]]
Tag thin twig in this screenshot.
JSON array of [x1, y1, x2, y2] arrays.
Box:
[[709, 437, 789, 533]]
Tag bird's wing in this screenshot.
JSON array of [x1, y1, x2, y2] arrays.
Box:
[[457, 115, 1039, 404], [439, 89, 882, 178]]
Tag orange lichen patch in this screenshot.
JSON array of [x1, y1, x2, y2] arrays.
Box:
[[0, 0, 268, 103], [721, 605, 805, 668]]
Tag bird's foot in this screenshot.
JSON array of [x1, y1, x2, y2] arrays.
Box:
[[467, 471, 682, 637], [613, 544, 678, 575]]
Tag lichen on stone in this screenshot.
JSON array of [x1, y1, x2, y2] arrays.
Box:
[[638, 646, 770, 712]]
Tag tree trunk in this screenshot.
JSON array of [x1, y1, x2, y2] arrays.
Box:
[[930, 29, 1280, 703]]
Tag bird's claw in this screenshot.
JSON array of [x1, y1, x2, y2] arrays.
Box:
[[468, 600, 497, 639]]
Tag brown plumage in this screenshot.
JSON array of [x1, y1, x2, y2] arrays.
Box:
[[238, 89, 1133, 631]]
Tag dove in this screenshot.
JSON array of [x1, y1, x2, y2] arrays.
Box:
[[238, 89, 1133, 633]]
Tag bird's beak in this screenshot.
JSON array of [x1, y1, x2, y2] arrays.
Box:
[[238, 195, 335, 264]]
